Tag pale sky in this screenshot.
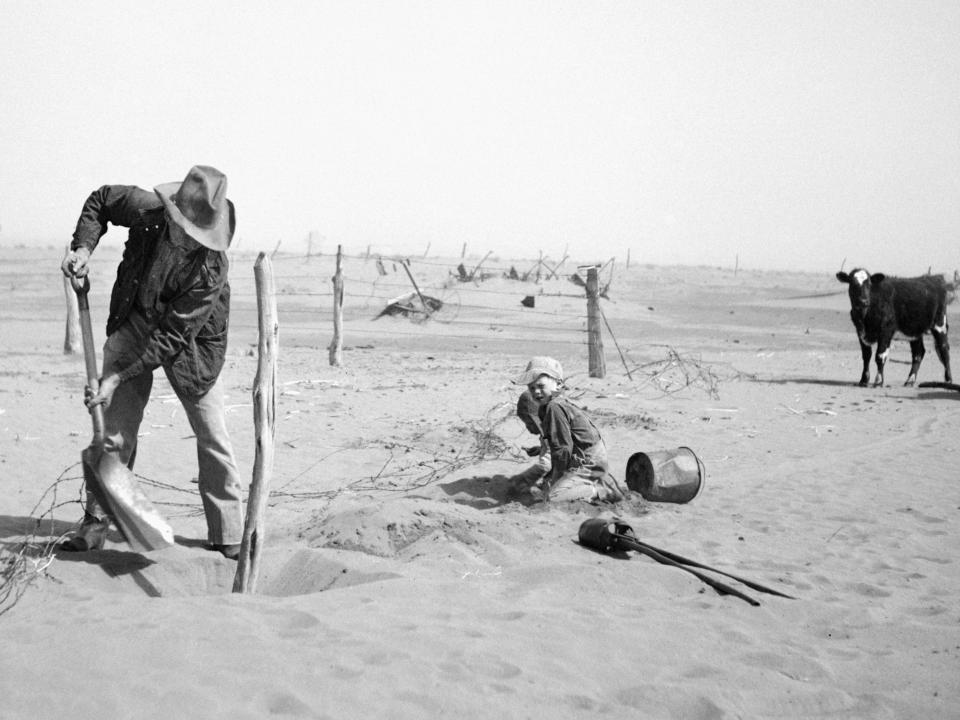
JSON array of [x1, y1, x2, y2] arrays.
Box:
[[1, 1, 958, 273]]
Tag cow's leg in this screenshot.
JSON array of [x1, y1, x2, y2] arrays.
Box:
[[873, 335, 892, 387], [905, 338, 925, 386], [857, 340, 871, 386], [932, 324, 951, 383]]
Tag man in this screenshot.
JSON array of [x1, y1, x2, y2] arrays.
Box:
[[60, 165, 244, 559]]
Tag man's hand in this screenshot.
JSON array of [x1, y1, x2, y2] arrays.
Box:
[[85, 373, 121, 409], [61, 247, 91, 280], [523, 445, 541, 457]]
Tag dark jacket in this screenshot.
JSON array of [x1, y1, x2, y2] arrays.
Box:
[[539, 396, 604, 476], [71, 185, 231, 397]]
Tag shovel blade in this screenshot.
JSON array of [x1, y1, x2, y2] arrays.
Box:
[[81, 446, 174, 552]]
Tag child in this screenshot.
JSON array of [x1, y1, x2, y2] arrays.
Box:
[[509, 388, 552, 493], [513, 356, 625, 503]]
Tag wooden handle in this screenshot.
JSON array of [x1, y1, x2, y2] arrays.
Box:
[[74, 278, 105, 442]]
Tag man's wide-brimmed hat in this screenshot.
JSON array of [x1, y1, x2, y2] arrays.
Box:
[[513, 356, 564, 385], [154, 165, 235, 251]]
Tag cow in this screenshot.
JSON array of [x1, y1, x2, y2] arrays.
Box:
[[836, 268, 951, 387]]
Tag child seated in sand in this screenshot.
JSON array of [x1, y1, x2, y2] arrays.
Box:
[[513, 356, 625, 503], [509, 388, 552, 495]]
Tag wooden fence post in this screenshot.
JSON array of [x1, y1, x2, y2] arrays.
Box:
[[329, 245, 344, 367], [585, 265, 606, 378], [470, 250, 493, 280], [401, 258, 432, 317], [63, 245, 82, 354], [233, 252, 279, 594]]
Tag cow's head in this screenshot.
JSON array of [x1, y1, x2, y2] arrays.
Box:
[[837, 269, 885, 315]]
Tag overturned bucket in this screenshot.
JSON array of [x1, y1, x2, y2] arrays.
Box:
[[625, 447, 705, 503]]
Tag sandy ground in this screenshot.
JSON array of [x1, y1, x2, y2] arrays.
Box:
[[1, 245, 958, 719]]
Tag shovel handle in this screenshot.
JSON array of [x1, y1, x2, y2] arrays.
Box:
[[623, 538, 761, 606], [615, 533, 796, 600], [74, 278, 106, 442]]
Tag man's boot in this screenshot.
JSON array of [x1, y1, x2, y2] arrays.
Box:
[[58, 513, 111, 552]]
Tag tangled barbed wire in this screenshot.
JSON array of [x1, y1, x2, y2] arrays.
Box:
[[0, 466, 82, 617], [625, 346, 750, 400], [270, 400, 518, 506]]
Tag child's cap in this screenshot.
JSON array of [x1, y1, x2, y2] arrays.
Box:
[[513, 356, 564, 385]]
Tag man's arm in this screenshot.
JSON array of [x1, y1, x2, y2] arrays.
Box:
[[62, 185, 159, 280]]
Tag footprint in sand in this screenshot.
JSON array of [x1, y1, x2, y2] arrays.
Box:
[[745, 686, 896, 718], [739, 650, 832, 682], [481, 609, 525, 622], [906, 604, 948, 618], [362, 649, 412, 666], [845, 582, 892, 598], [264, 691, 315, 717], [897, 507, 947, 524], [615, 685, 725, 719], [439, 652, 522, 681]]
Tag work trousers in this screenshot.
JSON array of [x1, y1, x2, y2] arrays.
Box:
[[84, 311, 244, 545], [547, 440, 625, 503]]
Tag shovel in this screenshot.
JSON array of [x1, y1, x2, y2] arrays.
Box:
[[578, 517, 795, 606], [74, 277, 174, 552]]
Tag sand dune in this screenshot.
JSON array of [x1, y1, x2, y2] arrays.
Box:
[[2, 247, 958, 719]]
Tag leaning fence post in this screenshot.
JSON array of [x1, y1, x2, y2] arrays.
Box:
[[62, 245, 82, 355], [584, 264, 606, 378], [400, 258, 432, 317], [233, 252, 279, 594], [329, 245, 344, 367]]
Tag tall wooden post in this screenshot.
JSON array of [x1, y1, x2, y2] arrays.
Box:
[[62, 245, 82, 354], [461, 242, 467, 258], [585, 265, 606, 378], [234, 253, 278, 594], [329, 245, 344, 367]]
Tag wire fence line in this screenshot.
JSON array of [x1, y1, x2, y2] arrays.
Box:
[[223, 249, 607, 359]]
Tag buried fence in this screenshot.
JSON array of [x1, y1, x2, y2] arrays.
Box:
[[224, 250, 622, 376], [28, 247, 727, 605]]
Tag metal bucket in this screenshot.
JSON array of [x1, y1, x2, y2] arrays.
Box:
[[625, 447, 705, 503]]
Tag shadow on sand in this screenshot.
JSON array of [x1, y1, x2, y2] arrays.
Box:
[[0, 514, 76, 540], [437, 474, 532, 509], [1, 514, 164, 598], [754, 377, 857, 388]]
